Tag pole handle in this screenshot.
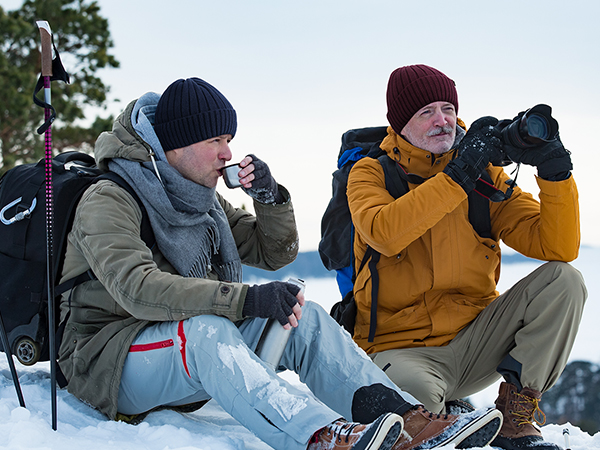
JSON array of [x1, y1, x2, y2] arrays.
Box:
[[36, 21, 53, 77]]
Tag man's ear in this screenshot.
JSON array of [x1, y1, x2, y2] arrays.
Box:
[[164, 146, 182, 166]]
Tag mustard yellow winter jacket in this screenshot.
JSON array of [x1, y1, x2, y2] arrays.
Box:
[[347, 125, 580, 354]]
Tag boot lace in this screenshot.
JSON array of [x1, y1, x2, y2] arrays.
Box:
[[511, 391, 547, 427], [412, 404, 450, 420], [312, 421, 359, 444]]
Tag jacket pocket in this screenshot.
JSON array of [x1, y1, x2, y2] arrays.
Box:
[[457, 234, 500, 297]]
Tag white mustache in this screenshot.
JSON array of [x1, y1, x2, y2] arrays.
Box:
[[427, 125, 453, 137]]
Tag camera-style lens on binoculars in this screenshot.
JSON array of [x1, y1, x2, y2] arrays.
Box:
[[501, 104, 559, 150], [495, 104, 559, 166]]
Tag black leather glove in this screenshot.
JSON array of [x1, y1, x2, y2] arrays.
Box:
[[443, 116, 503, 194], [242, 154, 284, 204], [243, 281, 301, 326]]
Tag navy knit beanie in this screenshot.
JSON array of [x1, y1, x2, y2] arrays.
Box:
[[386, 65, 458, 134], [154, 77, 237, 151]]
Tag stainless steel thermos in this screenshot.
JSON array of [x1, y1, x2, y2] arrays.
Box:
[[255, 278, 305, 371]]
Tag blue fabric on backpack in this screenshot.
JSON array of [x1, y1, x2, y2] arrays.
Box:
[[334, 147, 372, 297], [336, 266, 354, 298], [330, 146, 368, 297], [338, 147, 365, 169]]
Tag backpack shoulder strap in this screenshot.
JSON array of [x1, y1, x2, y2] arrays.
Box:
[[468, 170, 493, 239], [378, 154, 409, 200]]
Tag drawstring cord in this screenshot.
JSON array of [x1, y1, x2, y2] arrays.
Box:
[[149, 151, 164, 187]]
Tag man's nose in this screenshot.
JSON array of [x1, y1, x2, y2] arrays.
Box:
[[221, 144, 232, 161], [432, 110, 448, 126]]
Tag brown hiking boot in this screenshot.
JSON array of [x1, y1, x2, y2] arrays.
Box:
[[445, 399, 475, 415], [392, 405, 502, 449], [307, 412, 403, 450], [490, 382, 561, 450]]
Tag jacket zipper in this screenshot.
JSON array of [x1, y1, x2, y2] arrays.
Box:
[[128, 321, 191, 378], [129, 339, 174, 352]]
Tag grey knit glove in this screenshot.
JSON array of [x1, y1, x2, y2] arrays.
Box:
[[243, 281, 301, 326], [242, 154, 284, 204]]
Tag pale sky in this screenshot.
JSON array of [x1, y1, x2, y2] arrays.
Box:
[[4, 0, 599, 251]]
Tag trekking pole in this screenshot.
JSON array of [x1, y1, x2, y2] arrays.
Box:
[[563, 428, 571, 450], [0, 313, 26, 408], [36, 20, 58, 431]]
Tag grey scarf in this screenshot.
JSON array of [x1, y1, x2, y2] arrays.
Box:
[[108, 93, 242, 282]]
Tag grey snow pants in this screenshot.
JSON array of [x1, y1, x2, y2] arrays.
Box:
[[371, 261, 587, 413], [117, 300, 418, 450]]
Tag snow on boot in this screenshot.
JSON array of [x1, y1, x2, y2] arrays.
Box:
[[307, 412, 403, 450], [444, 399, 475, 415], [392, 405, 502, 449], [490, 382, 561, 450]]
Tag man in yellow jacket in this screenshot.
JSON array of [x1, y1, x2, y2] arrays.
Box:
[[346, 64, 587, 450]]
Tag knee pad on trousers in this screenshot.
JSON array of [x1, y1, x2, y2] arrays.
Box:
[[351, 383, 412, 423]]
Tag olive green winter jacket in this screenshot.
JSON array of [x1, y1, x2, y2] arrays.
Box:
[[57, 100, 299, 419]]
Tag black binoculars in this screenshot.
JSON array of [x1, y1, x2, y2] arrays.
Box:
[[496, 104, 559, 165]]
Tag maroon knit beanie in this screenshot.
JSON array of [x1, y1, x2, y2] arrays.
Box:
[[386, 64, 458, 134]]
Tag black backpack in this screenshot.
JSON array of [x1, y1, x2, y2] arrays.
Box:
[[319, 127, 495, 341], [0, 151, 152, 367]]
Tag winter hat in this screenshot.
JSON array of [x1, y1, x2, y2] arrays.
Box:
[[386, 64, 458, 134], [154, 77, 237, 151]]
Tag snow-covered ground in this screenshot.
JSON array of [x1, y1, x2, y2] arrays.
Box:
[[1, 246, 598, 449]]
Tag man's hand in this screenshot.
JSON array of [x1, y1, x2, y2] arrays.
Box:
[[496, 113, 572, 181], [443, 116, 503, 193], [243, 281, 305, 329], [501, 135, 572, 181], [238, 154, 284, 204]]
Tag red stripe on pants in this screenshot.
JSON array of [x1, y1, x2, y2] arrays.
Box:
[[178, 320, 191, 378]]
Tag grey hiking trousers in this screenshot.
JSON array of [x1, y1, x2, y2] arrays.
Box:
[[371, 261, 587, 413], [117, 300, 418, 450]]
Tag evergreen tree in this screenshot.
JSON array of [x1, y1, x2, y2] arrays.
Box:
[[542, 360, 600, 435], [0, 0, 119, 173]]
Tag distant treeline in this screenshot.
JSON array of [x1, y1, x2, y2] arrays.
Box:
[[242, 250, 537, 282]]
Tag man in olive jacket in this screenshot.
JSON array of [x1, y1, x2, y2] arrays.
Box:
[[57, 77, 506, 450], [346, 65, 587, 450]]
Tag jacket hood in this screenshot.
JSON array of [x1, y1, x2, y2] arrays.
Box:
[[94, 92, 164, 171]]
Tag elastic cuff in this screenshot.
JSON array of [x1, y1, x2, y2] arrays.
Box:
[[240, 284, 253, 318]]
